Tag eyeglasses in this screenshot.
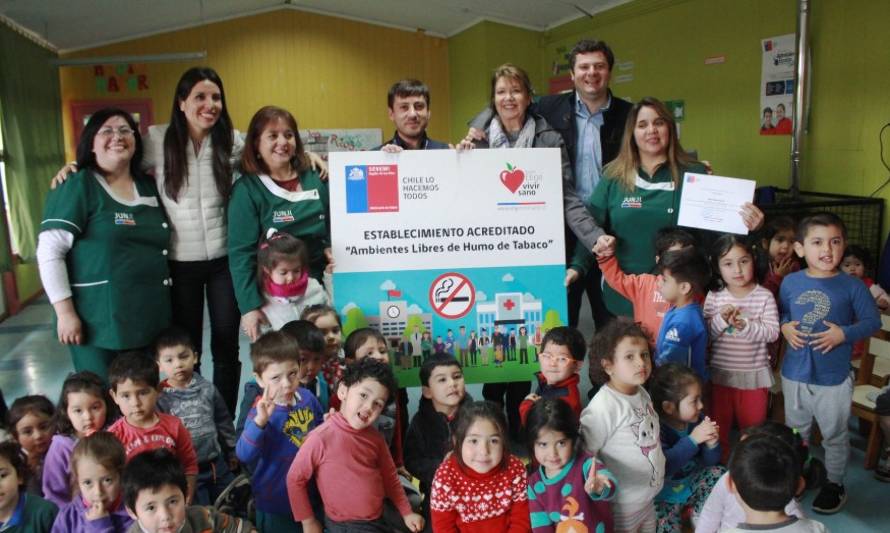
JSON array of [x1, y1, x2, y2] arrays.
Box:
[[539, 352, 573, 365], [97, 126, 135, 138]]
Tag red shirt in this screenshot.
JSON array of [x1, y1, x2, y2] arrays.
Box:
[[518, 373, 581, 426], [430, 454, 530, 533], [287, 412, 411, 523], [599, 255, 668, 346], [109, 413, 198, 474]]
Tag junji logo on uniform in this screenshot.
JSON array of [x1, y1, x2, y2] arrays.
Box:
[[345, 164, 399, 213], [114, 212, 136, 225], [273, 210, 295, 223], [620, 196, 642, 208]]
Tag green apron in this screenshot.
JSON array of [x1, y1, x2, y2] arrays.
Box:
[[41, 169, 172, 350], [588, 163, 707, 316], [227, 170, 330, 314]]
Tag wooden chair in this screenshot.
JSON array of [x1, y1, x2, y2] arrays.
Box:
[[850, 312, 890, 469], [851, 352, 890, 387]]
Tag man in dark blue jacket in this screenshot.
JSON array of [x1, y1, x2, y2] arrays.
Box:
[[468, 40, 632, 329], [378, 79, 450, 151]]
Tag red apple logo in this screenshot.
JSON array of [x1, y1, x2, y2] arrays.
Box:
[[500, 163, 525, 193]]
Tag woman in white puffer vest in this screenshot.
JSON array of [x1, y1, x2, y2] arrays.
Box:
[[146, 67, 243, 416], [149, 68, 327, 415]]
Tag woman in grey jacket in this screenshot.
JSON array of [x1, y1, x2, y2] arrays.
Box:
[[457, 62, 572, 441]]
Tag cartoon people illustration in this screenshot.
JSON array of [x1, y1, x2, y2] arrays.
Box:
[[468, 330, 478, 366], [410, 325, 423, 367], [457, 325, 469, 366], [421, 330, 433, 361], [480, 327, 490, 366], [445, 329, 455, 356], [518, 326, 529, 364], [493, 326, 505, 366]]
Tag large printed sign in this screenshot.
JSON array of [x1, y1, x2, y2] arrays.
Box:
[[329, 149, 568, 386]]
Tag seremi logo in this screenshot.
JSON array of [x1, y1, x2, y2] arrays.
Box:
[[346, 164, 399, 213], [686, 174, 697, 184]]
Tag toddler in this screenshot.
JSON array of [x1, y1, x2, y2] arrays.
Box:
[[581, 318, 665, 532]]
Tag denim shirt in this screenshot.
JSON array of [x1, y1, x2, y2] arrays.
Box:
[[574, 93, 611, 201]]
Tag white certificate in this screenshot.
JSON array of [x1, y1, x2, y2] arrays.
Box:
[[677, 173, 756, 235]]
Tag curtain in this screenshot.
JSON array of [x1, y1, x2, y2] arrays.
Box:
[[0, 23, 64, 262]]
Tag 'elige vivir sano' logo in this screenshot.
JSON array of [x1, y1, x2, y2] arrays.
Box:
[[497, 162, 544, 206], [346, 164, 399, 213]]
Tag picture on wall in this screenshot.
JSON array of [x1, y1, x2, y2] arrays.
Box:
[[760, 34, 795, 135]]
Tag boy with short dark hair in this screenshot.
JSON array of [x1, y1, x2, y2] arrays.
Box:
[[655, 247, 712, 381], [780, 213, 880, 513], [107, 351, 198, 499], [154, 326, 238, 506], [123, 449, 254, 533], [586, 228, 696, 346], [404, 355, 469, 519], [236, 330, 323, 532], [724, 435, 826, 532], [281, 320, 332, 410], [518, 326, 586, 424], [287, 358, 424, 533]]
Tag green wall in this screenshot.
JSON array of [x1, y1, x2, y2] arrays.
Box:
[[448, 0, 890, 232], [448, 21, 544, 141], [540, 0, 795, 188]]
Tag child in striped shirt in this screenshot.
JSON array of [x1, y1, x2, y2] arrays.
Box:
[[703, 235, 780, 462]]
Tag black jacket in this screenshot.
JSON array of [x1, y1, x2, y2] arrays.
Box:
[[468, 91, 632, 250], [404, 395, 471, 511], [469, 90, 631, 172], [533, 89, 632, 169]]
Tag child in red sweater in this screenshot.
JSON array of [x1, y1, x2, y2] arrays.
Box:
[[430, 401, 530, 532], [287, 358, 424, 533], [107, 351, 198, 501], [518, 326, 585, 425], [590, 228, 695, 347]]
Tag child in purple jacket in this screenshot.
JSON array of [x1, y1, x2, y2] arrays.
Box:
[[52, 432, 132, 532]]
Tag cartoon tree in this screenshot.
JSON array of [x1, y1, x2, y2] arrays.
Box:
[[540, 309, 564, 335], [402, 314, 428, 340], [342, 307, 369, 337]]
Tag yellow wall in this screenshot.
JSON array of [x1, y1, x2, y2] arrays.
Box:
[[59, 8, 450, 160]]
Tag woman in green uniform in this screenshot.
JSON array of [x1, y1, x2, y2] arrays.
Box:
[[228, 106, 331, 341], [37, 109, 171, 378], [583, 97, 763, 317]]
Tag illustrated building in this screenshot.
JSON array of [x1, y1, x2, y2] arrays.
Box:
[[475, 292, 542, 337], [365, 299, 432, 347]]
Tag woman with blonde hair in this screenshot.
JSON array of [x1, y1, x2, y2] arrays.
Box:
[[584, 96, 763, 317]]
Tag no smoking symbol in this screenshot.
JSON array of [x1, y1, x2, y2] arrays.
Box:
[[429, 272, 476, 319]]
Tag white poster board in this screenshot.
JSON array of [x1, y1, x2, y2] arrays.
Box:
[[328, 149, 568, 385]]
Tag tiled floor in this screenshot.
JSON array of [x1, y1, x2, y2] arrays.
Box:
[[1, 296, 887, 530]]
